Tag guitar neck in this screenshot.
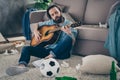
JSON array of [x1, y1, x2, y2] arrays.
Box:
[[53, 27, 61, 32], [48, 27, 61, 33], [49, 22, 81, 33], [48, 25, 71, 33]]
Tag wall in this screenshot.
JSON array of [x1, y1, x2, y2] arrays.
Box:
[[0, 0, 27, 37], [26, 0, 35, 4]]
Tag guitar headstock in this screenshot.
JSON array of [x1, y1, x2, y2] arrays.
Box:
[[71, 21, 81, 27]]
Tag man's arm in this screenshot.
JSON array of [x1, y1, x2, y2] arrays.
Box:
[[30, 23, 41, 42], [30, 23, 38, 33]]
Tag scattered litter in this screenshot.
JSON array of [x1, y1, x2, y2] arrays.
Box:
[[32, 59, 44, 68], [10, 49, 19, 55], [75, 64, 80, 71], [3, 50, 9, 55], [2, 49, 19, 55], [99, 22, 107, 28], [61, 61, 69, 68], [14, 41, 25, 48]]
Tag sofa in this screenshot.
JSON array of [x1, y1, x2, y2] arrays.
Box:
[[30, 0, 118, 56]]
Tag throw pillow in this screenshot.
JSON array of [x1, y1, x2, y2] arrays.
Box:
[[80, 54, 120, 74]]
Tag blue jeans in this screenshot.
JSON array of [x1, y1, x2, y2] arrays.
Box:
[[19, 33, 72, 66]]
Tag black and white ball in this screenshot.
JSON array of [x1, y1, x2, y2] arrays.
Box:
[[40, 58, 60, 77]]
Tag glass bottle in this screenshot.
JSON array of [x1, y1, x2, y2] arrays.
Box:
[[110, 61, 117, 80]]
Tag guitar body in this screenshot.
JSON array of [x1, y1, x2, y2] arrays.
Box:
[[30, 25, 60, 46], [30, 22, 81, 47]]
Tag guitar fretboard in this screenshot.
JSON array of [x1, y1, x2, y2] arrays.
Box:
[[48, 22, 81, 34]]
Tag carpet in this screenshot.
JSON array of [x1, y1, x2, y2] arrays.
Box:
[[0, 51, 120, 80]]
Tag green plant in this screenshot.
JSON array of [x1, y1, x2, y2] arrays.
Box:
[[34, 0, 52, 10]]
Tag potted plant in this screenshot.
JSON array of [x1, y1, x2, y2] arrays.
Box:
[[34, 0, 52, 10]]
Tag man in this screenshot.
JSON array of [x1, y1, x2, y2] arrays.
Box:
[[6, 5, 77, 76]]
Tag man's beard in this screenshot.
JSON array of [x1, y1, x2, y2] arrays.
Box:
[[53, 16, 65, 24]]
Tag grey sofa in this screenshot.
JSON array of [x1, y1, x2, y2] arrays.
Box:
[[30, 0, 118, 56], [53, 0, 118, 56]]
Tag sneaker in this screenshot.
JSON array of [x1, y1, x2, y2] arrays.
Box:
[[6, 66, 29, 76]]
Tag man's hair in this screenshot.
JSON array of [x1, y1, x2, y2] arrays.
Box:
[[47, 5, 62, 19]]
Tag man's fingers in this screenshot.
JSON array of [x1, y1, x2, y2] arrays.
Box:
[[34, 31, 42, 42], [38, 32, 42, 36], [65, 25, 69, 28]]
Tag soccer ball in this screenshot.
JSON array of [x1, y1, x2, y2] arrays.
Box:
[[40, 58, 60, 77]]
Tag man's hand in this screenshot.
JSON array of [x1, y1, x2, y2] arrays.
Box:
[[61, 26, 72, 35], [33, 30, 42, 42]]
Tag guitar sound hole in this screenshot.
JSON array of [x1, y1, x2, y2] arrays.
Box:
[[45, 30, 49, 36]]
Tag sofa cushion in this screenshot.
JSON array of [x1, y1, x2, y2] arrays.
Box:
[[84, 0, 116, 24], [72, 39, 109, 56], [72, 25, 109, 56]]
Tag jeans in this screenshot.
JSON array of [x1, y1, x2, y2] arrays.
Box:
[[19, 33, 73, 66]]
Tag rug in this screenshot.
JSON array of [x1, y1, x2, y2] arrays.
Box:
[[1, 51, 120, 80]]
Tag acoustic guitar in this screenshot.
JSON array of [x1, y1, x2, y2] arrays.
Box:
[[30, 22, 81, 47]]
